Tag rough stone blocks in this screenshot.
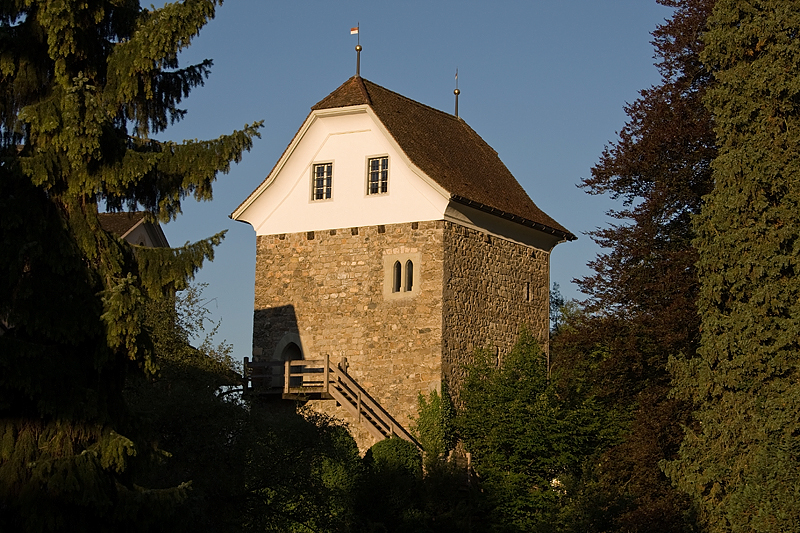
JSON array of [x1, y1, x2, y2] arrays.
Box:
[[252, 220, 549, 450]]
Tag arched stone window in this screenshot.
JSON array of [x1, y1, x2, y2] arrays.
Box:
[[393, 261, 402, 293], [383, 252, 422, 300], [405, 260, 414, 292]]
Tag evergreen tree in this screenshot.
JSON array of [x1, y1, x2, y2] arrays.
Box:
[[549, 282, 566, 335], [0, 1, 260, 529], [551, 1, 715, 529], [665, 2, 800, 531], [125, 285, 365, 533]]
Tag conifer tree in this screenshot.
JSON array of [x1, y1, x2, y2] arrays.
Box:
[[665, 2, 800, 530], [0, 1, 260, 529], [552, 1, 715, 529]]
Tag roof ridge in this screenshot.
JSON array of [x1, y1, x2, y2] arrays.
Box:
[[355, 76, 372, 105], [310, 76, 370, 110], [361, 78, 458, 121]]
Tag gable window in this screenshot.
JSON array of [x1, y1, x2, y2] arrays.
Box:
[[367, 156, 388, 195], [312, 163, 332, 201]]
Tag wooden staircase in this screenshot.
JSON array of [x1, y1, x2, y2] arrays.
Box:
[[243, 355, 422, 450]]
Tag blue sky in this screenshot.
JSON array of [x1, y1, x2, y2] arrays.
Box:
[[160, 1, 673, 359]]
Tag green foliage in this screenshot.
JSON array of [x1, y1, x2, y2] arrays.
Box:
[[665, 2, 800, 531], [411, 383, 455, 466], [358, 438, 424, 531], [365, 437, 423, 480], [126, 284, 364, 532], [551, 307, 698, 533], [0, 1, 260, 528], [238, 406, 363, 533], [353, 436, 481, 532], [552, 1, 716, 530], [456, 330, 620, 532]]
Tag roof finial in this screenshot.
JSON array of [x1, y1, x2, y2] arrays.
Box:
[[351, 24, 361, 77], [454, 68, 460, 117]]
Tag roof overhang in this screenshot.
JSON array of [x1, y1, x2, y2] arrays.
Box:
[[450, 195, 576, 242]]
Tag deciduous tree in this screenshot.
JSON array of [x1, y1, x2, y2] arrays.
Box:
[[457, 331, 617, 532], [126, 285, 364, 533], [552, 0, 716, 529]]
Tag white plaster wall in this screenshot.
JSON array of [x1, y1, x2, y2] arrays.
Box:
[[236, 109, 450, 236], [125, 224, 151, 246]]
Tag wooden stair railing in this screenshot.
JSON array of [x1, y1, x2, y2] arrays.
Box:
[[243, 355, 422, 451]]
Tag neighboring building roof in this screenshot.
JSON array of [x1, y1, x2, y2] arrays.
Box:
[[311, 76, 575, 240], [99, 212, 146, 236], [99, 212, 169, 247]]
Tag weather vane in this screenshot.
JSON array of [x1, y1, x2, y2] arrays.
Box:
[[351, 24, 361, 76], [454, 68, 460, 117]]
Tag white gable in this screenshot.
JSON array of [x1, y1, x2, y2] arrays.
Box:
[[233, 107, 450, 236]]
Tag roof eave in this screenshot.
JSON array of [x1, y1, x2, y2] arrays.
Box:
[[450, 195, 577, 242]]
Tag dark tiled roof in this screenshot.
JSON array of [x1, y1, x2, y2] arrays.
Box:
[[98, 212, 145, 237], [312, 77, 574, 240]]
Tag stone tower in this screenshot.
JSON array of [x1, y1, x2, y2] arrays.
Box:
[[232, 76, 574, 450]]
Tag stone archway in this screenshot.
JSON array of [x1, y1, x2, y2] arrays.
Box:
[[273, 332, 304, 361], [280, 341, 302, 361], [273, 333, 304, 387]]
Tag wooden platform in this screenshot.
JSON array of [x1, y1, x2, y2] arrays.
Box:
[[243, 355, 422, 450]]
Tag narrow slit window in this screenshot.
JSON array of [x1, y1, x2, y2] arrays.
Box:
[[384, 254, 421, 299], [312, 163, 332, 200], [367, 156, 389, 195], [405, 260, 414, 292], [393, 261, 402, 293]]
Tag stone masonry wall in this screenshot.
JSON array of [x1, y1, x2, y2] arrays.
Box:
[[442, 222, 550, 400], [252, 221, 444, 451]]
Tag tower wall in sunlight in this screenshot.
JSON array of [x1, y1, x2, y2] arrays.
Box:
[[252, 221, 445, 448], [252, 219, 550, 450]]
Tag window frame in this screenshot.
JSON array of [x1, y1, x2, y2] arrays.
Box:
[[392, 261, 402, 293], [365, 155, 389, 196], [383, 252, 421, 300], [310, 161, 334, 202]]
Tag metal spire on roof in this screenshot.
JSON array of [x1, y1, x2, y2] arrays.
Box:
[[454, 68, 460, 117], [351, 24, 361, 77]]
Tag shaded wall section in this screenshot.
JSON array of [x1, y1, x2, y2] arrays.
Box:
[[442, 221, 550, 401]]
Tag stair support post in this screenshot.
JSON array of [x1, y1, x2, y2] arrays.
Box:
[[284, 360, 290, 393], [324, 354, 330, 395]]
